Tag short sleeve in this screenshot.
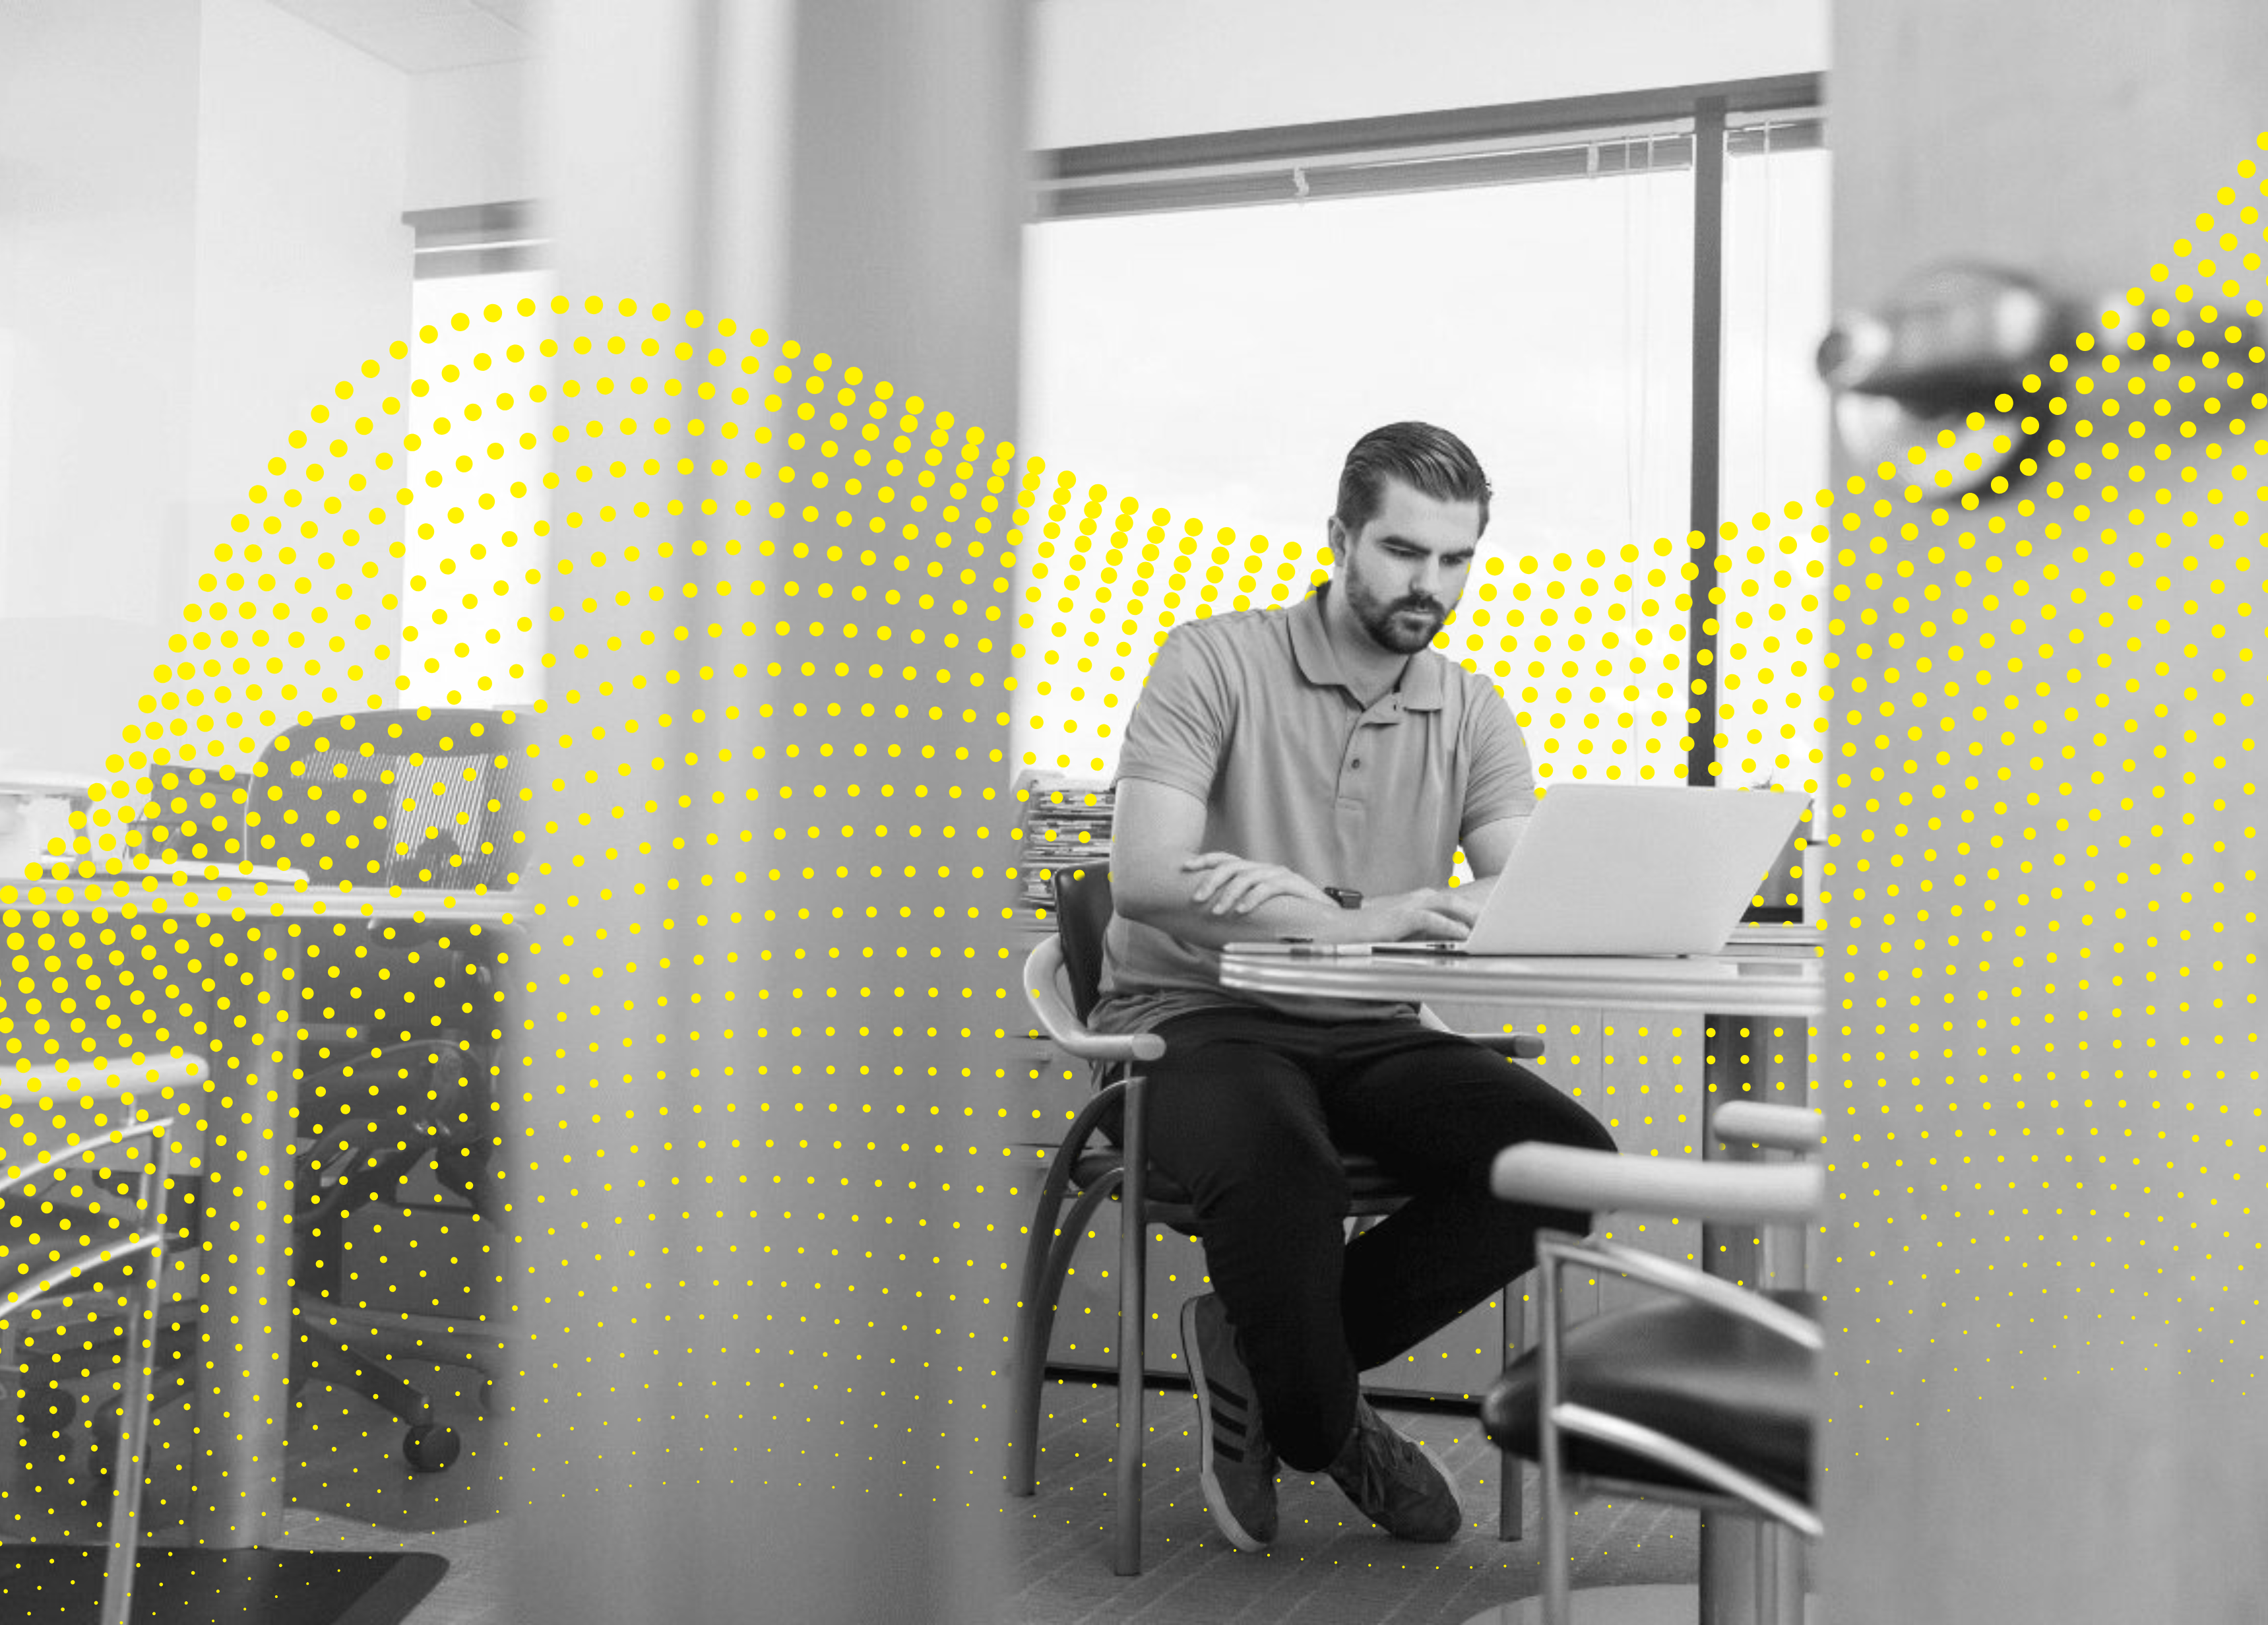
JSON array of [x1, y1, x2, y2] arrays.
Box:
[[1114, 624, 1233, 804], [1460, 681, 1536, 839]]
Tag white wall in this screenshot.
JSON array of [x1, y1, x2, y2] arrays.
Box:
[[408, 59, 538, 214], [1031, 0, 1829, 148], [0, 0, 416, 784], [0, 0, 201, 630], [191, 0, 412, 507]]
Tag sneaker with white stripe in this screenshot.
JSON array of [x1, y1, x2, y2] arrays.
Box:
[[1180, 1292, 1278, 1550]]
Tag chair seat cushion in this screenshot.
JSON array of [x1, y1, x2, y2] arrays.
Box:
[[1480, 1290, 1818, 1506]]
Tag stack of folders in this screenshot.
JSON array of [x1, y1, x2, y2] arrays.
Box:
[[1011, 773, 1114, 914]]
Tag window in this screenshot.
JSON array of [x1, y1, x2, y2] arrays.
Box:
[[1017, 84, 1829, 803], [1717, 127, 1833, 792], [402, 269, 554, 706]]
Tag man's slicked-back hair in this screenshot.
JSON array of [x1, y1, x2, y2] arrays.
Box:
[[1333, 421, 1492, 539]]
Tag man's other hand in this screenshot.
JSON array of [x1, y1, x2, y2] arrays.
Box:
[[1374, 887, 1478, 941], [1182, 852, 1332, 916]]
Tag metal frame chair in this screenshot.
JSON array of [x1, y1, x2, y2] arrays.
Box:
[[1005, 864, 1545, 1573], [1474, 1101, 1825, 1625], [1, 1053, 199, 1625]]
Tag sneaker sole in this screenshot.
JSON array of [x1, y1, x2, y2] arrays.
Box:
[[1407, 1434, 1465, 1543], [1181, 1297, 1268, 1552]]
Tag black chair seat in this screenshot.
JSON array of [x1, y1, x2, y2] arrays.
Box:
[[1480, 1290, 1819, 1506]]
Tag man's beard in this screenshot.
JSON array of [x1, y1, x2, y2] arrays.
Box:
[[1346, 573, 1448, 654]]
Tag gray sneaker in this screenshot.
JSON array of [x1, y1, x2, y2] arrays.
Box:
[[1180, 1292, 1278, 1550], [1327, 1397, 1463, 1543]]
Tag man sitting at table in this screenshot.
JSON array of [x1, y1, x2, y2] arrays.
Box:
[[1090, 421, 1616, 1548]]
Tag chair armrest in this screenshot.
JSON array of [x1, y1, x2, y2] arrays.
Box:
[[1492, 1143, 1822, 1227], [1417, 1003, 1545, 1060], [1711, 1102, 1823, 1153], [1023, 939, 1166, 1066], [0, 1054, 205, 1100]]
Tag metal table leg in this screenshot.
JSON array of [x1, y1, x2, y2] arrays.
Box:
[[185, 922, 296, 1546]]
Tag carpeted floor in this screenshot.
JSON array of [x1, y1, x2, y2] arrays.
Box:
[[1005, 1378, 1703, 1625], [6, 1370, 1726, 1624], [1, 1351, 507, 1625]]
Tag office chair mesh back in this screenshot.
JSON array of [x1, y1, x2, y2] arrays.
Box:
[[246, 710, 527, 1246], [246, 710, 527, 890]]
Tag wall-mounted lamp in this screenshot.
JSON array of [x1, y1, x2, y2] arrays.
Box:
[[1816, 263, 2063, 495]]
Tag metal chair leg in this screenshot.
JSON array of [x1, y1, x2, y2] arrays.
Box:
[[1496, 1281, 1525, 1541], [1537, 1242, 1572, 1625], [97, 1135, 172, 1625], [96, 1232, 165, 1625], [1008, 1169, 1121, 1497], [1007, 1085, 1133, 1498], [1112, 1081, 1148, 1576], [1007, 1133, 1083, 1500]]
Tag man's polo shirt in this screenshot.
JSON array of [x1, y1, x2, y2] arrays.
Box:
[[1090, 585, 1536, 1032]]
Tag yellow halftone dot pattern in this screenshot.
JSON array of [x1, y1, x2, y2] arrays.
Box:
[[1818, 158, 2268, 1455], [0, 294, 1036, 1510], [1014, 486, 1827, 793], [1, 144, 2265, 1515]]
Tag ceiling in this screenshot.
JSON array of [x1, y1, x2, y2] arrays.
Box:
[[266, 0, 538, 73]]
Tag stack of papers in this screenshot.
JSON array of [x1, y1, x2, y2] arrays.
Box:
[[1011, 773, 1113, 912]]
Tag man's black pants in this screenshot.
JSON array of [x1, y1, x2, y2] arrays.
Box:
[[1141, 1005, 1616, 1472]]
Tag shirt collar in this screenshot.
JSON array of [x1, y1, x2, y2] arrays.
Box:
[[1290, 584, 1446, 711]]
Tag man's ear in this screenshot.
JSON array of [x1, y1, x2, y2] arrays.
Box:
[[1325, 514, 1350, 568]]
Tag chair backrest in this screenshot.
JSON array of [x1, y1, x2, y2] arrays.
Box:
[[243, 707, 530, 889], [1049, 865, 1114, 1023], [132, 763, 245, 865]]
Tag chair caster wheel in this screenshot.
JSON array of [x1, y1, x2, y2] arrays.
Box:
[[403, 1423, 459, 1473]]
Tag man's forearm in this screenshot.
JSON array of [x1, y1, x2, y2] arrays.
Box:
[[1119, 889, 1402, 950]]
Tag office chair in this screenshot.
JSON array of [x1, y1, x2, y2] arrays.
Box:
[[1472, 1101, 1826, 1625], [1005, 864, 1546, 1574], [15, 711, 524, 1477], [248, 706, 528, 1472]]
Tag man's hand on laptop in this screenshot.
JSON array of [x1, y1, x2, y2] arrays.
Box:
[[1180, 854, 1476, 940], [1375, 886, 1477, 941], [1183, 852, 1333, 916]]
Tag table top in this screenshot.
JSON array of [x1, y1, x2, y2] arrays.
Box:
[[1220, 928, 1825, 1019], [1, 862, 522, 926]]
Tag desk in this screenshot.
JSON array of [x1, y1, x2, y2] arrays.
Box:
[[1220, 927, 1827, 1284], [0, 862, 519, 1547], [1224, 932, 1827, 1614], [1218, 932, 1823, 1022]]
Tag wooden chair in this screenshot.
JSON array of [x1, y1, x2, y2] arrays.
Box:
[[1005, 864, 1544, 1573]]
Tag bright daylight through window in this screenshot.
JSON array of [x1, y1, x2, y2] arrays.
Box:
[[1018, 123, 1830, 802]]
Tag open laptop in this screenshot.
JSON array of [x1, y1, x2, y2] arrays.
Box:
[[1376, 784, 1810, 957]]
